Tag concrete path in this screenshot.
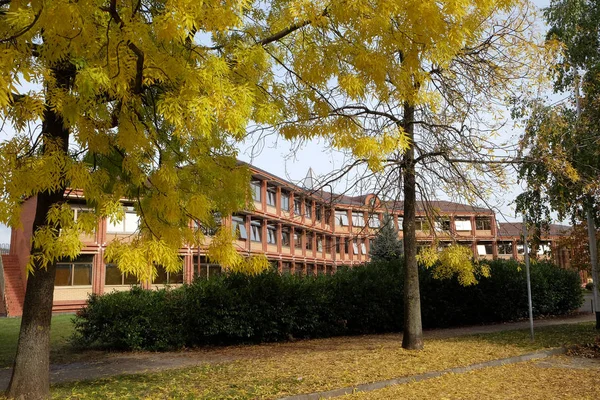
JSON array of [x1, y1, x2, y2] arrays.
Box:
[[0, 313, 595, 390]]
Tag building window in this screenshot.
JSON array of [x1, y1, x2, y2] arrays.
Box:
[[335, 210, 349, 226], [281, 227, 290, 247], [476, 243, 494, 256], [55, 254, 94, 286], [352, 212, 365, 227], [498, 242, 513, 255], [295, 264, 305, 276], [415, 218, 430, 231], [326, 236, 332, 253], [475, 217, 491, 231], [294, 231, 302, 249], [294, 198, 302, 215], [250, 220, 262, 242], [251, 180, 262, 202], [305, 201, 312, 218], [281, 191, 290, 211], [335, 237, 341, 254], [282, 262, 291, 274], [105, 263, 139, 285], [266, 187, 277, 206], [307, 264, 316, 275], [368, 214, 381, 228], [232, 215, 248, 240], [107, 209, 139, 233], [196, 212, 221, 236], [344, 239, 350, 254], [316, 235, 323, 252], [267, 224, 277, 244], [306, 232, 313, 250], [195, 256, 221, 280], [324, 209, 331, 224], [454, 218, 472, 231], [352, 239, 359, 255], [315, 205, 322, 221], [361, 242, 367, 254], [436, 218, 451, 231], [153, 264, 184, 285]]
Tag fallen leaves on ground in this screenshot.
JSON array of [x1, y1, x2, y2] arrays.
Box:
[[339, 356, 600, 399], [49, 323, 598, 399]]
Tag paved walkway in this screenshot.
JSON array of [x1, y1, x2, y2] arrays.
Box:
[[0, 313, 595, 390]]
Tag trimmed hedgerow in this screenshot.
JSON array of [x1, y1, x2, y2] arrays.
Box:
[[73, 259, 583, 350]]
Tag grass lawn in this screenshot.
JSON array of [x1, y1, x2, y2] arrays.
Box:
[[48, 323, 599, 400], [0, 314, 76, 369]]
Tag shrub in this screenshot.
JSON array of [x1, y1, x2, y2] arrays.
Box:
[[73, 259, 583, 350]]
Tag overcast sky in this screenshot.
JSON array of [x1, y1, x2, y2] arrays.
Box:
[[0, 0, 557, 244]]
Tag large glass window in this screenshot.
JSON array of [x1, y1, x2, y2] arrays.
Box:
[[415, 218, 430, 231], [335, 237, 341, 254], [368, 214, 381, 228], [352, 212, 365, 227], [315, 205, 322, 221], [281, 227, 290, 247], [153, 264, 184, 284], [316, 235, 323, 252], [475, 217, 491, 230], [55, 254, 94, 286], [105, 263, 139, 285], [266, 187, 276, 206], [352, 239, 359, 255], [294, 198, 302, 215], [305, 201, 312, 218], [306, 232, 313, 250], [454, 218, 472, 231], [266, 224, 277, 244], [294, 231, 302, 249], [194, 256, 222, 280], [476, 242, 494, 256], [281, 191, 290, 211], [232, 215, 247, 240], [107, 209, 139, 233], [436, 218, 451, 231], [250, 220, 262, 242], [197, 212, 221, 236], [251, 180, 262, 202], [360, 242, 367, 254], [335, 210, 349, 226], [498, 241, 513, 255]]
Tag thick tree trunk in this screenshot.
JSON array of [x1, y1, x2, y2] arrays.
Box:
[[401, 104, 423, 350], [6, 66, 71, 400]]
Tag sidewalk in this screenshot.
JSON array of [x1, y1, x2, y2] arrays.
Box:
[[0, 313, 595, 390]]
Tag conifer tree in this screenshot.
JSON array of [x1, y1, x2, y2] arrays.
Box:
[[369, 214, 403, 263]]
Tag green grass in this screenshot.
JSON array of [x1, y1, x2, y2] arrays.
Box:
[[0, 314, 76, 369], [49, 323, 599, 400]]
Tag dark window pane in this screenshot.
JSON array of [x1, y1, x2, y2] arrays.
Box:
[[73, 264, 92, 285], [154, 265, 168, 284], [124, 272, 138, 285], [170, 270, 184, 284], [55, 264, 71, 286], [105, 264, 123, 285], [208, 265, 221, 278]]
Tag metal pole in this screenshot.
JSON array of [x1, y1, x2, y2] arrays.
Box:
[[522, 213, 535, 341]]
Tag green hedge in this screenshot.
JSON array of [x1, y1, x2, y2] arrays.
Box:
[[73, 259, 583, 351]]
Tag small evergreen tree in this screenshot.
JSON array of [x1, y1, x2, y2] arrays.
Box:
[[370, 214, 404, 262]]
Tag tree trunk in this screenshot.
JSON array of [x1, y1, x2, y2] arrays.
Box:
[[401, 104, 423, 350], [6, 66, 71, 399], [586, 204, 600, 329]]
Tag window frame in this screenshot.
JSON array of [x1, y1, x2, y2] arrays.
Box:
[[250, 220, 262, 242], [266, 224, 277, 244], [266, 187, 277, 207], [251, 180, 262, 203], [232, 215, 248, 240]]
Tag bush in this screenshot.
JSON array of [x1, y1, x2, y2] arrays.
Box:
[[73, 259, 583, 350]]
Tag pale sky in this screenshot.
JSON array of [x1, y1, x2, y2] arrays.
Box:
[[0, 0, 559, 244]]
